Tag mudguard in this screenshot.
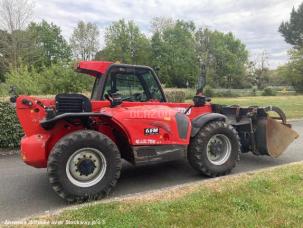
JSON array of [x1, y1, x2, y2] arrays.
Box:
[[40, 112, 112, 129], [21, 134, 51, 168], [191, 113, 227, 137]]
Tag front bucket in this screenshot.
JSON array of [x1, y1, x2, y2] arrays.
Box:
[[255, 118, 299, 158]]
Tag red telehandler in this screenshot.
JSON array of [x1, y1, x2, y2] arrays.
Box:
[[12, 61, 298, 202]]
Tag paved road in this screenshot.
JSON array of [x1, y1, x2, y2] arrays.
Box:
[[1, 121, 302, 221]]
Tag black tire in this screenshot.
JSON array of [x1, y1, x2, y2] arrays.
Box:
[[47, 130, 121, 202], [188, 121, 240, 177]]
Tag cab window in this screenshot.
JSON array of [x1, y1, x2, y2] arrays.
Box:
[[102, 67, 165, 102], [141, 70, 164, 101]]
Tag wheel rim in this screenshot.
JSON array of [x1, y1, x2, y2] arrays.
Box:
[[66, 148, 107, 188], [206, 134, 232, 165]]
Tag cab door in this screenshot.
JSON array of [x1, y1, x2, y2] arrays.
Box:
[[100, 65, 166, 103]]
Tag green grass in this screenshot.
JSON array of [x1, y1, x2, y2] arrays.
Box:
[[37, 163, 303, 227], [208, 95, 303, 119]]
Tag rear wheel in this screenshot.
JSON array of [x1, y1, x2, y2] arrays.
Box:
[[47, 130, 121, 202], [188, 121, 240, 177]]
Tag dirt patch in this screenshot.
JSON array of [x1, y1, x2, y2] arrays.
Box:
[[119, 183, 199, 204]]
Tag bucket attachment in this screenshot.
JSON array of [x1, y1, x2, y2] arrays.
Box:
[[211, 104, 299, 157], [255, 118, 299, 158]]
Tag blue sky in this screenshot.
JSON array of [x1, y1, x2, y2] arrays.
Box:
[[34, 0, 302, 69]]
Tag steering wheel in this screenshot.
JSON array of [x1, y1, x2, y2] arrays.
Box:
[[105, 92, 132, 102], [132, 93, 142, 101], [104, 93, 112, 102]]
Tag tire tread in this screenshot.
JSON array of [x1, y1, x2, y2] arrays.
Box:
[[47, 130, 121, 203], [188, 121, 241, 177]]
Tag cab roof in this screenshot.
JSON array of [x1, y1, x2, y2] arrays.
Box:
[[76, 61, 113, 77]]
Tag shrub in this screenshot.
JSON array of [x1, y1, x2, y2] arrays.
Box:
[[262, 87, 277, 96], [164, 90, 186, 102], [183, 89, 196, 100], [204, 86, 215, 97], [5, 64, 94, 95], [214, 90, 239, 98], [5, 65, 42, 95], [0, 102, 24, 149], [0, 83, 9, 96], [38, 64, 94, 94], [251, 88, 257, 96]]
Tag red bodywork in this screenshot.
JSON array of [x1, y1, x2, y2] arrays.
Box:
[[16, 61, 212, 168], [76, 61, 113, 76]]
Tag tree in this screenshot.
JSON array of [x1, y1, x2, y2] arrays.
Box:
[[247, 51, 270, 89], [195, 28, 212, 67], [96, 19, 151, 65], [0, 0, 33, 32], [70, 21, 99, 60], [0, 30, 10, 81], [26, 20, 72, 68], [279, 3, 303, 48], [0, 0, 34, 68], [254, 51, 270, 89], [195, 28, 248, 88], [279, 3, 303, 92], [0, 20, 71, 78], [151, 17, 174, 33], [281, 48, 303, 92], [267, 68, 288, 87], [0, 29, 34, 79], [151, 20, 199, 87]]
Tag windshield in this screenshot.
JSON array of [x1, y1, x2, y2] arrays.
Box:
[[101, 67, 165, 102]]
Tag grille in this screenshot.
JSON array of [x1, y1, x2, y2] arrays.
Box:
[[55, 94, 91, 114]]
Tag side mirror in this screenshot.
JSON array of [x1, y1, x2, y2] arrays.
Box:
[[193, 95, 211, 107], [9, 86, 18, 103], [105, 93, 123, 107], [10, 96, 17, 103]]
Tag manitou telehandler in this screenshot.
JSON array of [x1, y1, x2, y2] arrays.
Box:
[[12, 61, 298, 202]]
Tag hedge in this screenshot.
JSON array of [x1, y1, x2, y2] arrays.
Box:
[[164, 90, 186, 102], [0, 102, 24, 149], [262, 87, 277, 96]]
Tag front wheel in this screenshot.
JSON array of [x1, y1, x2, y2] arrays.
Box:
[[188, 121, 240, 177], [47, 130, 121, 202]]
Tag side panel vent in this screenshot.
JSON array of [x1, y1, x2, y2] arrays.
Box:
[[55, 94, 92, 114]]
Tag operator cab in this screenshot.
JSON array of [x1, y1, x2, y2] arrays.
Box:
[[91, 64, 167, 103]]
